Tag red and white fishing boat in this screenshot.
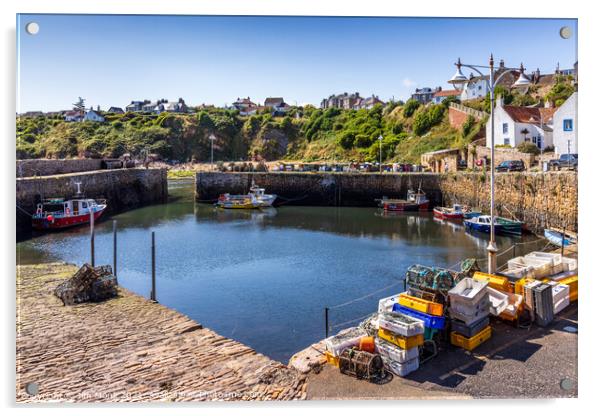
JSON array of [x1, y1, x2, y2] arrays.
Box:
[[434, 204, 481, 220], [32, 183, 107, 230], [376, 187, 429, 212]]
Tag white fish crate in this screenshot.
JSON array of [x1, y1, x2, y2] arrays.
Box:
[[561, 257, 577, 272], [324, 327, 367, 356], [508, 256, 552, 279], [375, 338, 419, 363], [486, 287, 510, 316], [378, 293, 402, 313], [381, 355, 420, 377], [448, 278, 489, 310], [552, 283, 570, 314], [525, 252, 563, 275], [377, 311, 424, 337]]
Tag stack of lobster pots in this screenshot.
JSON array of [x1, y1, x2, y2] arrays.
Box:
[[448, 277, 494, 351]]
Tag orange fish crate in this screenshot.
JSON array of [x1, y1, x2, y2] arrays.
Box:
[[398, 293, 444, 316]]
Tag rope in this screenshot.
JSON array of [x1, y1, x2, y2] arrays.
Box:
[[16, 204, 33, 217], [329, 312, 375, 331], [329, 281, 403, 310]]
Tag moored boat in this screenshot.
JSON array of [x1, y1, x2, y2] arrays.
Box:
[[376, 188, 429, 212], [544, 229, 577, 247], [32, 197, 107, 230], [216, 182, 277, 209], [463, 215, 523, 236], [433, 204, 479, 220]]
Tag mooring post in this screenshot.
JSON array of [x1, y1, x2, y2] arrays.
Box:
[[151, 231, 156, 302], [112, 220, 117, 280], [561, 226, 566, 258], [90, 209, 95, 267], [324, 307, 329, 338], [513, 244, 516, 259]]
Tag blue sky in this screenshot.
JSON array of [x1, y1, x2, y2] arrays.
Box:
[[17, 15, 577, 112]]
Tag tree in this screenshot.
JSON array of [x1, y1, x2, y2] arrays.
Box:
[[73, 97, 86, 111], [403, 99, 420, 118]]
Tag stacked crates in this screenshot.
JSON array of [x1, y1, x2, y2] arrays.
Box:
[[375, 310, 424, 377], [533, 283, 555, 327], [448, 278, 492, 351]]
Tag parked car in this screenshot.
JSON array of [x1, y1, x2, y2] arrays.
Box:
[[549, 154, 578, 171], [495, 160, 526, 172]]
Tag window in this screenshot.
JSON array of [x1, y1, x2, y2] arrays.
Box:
[[502, 123, 508, 134], [563, 119, 573, 131], [504, 138, 510, 145]]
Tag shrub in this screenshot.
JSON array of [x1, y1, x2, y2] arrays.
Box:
[[517, 142, 540, 155], [403, 99, 420, 118]]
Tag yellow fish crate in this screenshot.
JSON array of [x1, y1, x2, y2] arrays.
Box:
[[398, 293, 444, 316], [324, 351, 340, 368], [473, 272, 511, 293], [378, 328, 424, 350], [451, 326, 492, 351]]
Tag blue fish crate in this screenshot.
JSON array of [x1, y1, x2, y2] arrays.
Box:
[[392, 303, 446, 330]]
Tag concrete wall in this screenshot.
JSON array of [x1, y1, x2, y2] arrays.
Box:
[[16, 159, 103, 178], [17, 168, 168, 237], [196, 171, 577, 233]]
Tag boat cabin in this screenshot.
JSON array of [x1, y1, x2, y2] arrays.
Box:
[[407, 189, 428, 204], [36, 198, 100, 218]]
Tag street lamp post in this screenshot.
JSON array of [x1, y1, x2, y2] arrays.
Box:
[[378, 135, 383, 174], [449, 55, 531, 273], [209, 133, 217, 171]]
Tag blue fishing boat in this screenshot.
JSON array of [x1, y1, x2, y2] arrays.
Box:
[[464, 215, 523, 236], [544, 229, 577, 247]]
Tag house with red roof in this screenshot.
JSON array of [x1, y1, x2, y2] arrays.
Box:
[[432, 89, 461, 104], [486, 97, 557, 150]]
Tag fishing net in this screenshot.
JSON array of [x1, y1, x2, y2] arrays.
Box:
[[338, 348, 384, 381]]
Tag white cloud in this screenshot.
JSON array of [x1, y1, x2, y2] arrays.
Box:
[[402, 77, 417, 88]]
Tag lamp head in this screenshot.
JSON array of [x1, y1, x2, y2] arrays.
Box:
[[448, 58, 468, 90], [512, 63, 532, 88]]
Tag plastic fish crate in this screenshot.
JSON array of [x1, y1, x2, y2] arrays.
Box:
[[562, 257, 577, 272], [377, 311, 424, 337], [398, 293, 444, 316], [378, 293, 402, 313], [381, 356, 420, 377], [486, 287, 510, 316], [450, 316, 489, 339], [448, 278, 489, 313], [473, 272, 511, 292], [451, 326, 492, 351], [392, 303, 446, 329], [533, 283, 554, 327], [374, 337, 419, 363], [552, 284, 570, 314], [525, 252, 563, 275], [324, 327, 367, 356], [324, 351, 340, 367], [557, 275, 578, 302], [499, 292, 524, 321], [377, 328, 424, 350], [508, 256, 552, 279], [448, 303, 490, 326]]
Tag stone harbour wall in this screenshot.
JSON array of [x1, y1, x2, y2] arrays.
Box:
[[16, 159, 104, 178], [16, 168, 168, 236], [196, 171, 577, 233]]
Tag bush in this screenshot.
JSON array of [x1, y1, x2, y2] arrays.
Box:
[[517, 142, 540, 155], [403, 99, 420, 118]]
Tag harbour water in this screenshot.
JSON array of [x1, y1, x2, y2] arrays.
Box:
[[16, 179, 541, 362]]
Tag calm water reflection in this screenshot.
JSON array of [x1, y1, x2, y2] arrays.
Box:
[[16, 179, 538, 362]]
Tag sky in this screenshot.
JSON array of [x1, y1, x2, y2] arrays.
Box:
[[16, 14, 578, 112]]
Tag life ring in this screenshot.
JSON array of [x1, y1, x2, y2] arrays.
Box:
[[476, 159, 483, 167]]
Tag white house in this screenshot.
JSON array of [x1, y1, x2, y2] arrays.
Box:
[[432, 89, 460, 104], [486, 97, 556, 150], [64, 110, 83, 122], [460, 75, 489, 101], [552, 92, 577, 155], [83, 109, 105, 122]]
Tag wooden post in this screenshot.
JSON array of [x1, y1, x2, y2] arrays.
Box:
[[90, 209, 95, 267], [324, 307, 329, 338], [151, 231, 156, 302], [112, 220, 117, 279]]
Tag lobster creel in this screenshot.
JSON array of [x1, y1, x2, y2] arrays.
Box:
[[338, 348, 384, 381]]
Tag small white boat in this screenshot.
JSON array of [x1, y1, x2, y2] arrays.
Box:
[[544, 229, 577, 247], [216, 182, 277, 209]]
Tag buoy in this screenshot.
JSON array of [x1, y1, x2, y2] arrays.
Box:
[[47, 215, 54, 222]]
